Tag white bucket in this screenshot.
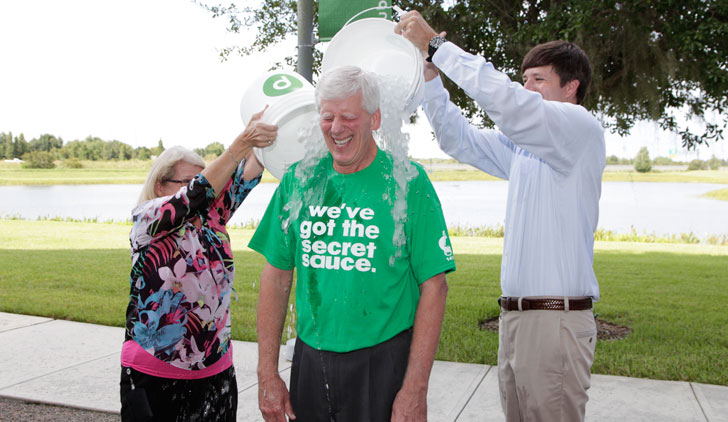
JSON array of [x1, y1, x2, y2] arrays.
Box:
[[321, 18, 424, 115], [240, 71, 318, 180]]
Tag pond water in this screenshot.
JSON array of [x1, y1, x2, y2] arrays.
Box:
[[1, 181, 727, 237]]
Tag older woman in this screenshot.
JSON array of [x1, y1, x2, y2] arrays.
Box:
[[120, 109, 276, 421]]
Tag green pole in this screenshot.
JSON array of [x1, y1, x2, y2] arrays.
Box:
[[297, 0, 314, 82]]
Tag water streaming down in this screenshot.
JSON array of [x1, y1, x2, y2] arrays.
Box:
[[276, 73, 417, 419], [279, 113, 329, 235], [279, 74, 417, 263], [374, 75, 420, 265], [285, 302, 297, 341], [273, 110, 336, 416]]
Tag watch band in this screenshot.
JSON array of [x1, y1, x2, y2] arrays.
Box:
[[427, 35, 447, 62]]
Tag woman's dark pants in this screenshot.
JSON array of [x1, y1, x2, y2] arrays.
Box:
[[120, 365, 237, 422]]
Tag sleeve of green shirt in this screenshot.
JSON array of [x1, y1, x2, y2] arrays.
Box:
[[248, 180, 296, 271], [406, 164, 456, 283]]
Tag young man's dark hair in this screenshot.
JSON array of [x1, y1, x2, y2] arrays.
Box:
[[521, 40, 592, 105]]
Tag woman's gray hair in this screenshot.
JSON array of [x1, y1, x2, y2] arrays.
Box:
[[315, 66, 380, 114], [137, 146, 206, 205]]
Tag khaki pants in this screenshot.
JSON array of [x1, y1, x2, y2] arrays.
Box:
[[498, 307, 597, 422]]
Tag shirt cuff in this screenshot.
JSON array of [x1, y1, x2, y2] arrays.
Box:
[[431, 41, 463, 69], [423, 73, 446, 101]]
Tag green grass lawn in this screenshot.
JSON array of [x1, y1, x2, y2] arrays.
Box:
[[1, 220, 727, 385], [2, 161, 727, 185], [703, 187, 728, 201], [0, 165, 150, 185]]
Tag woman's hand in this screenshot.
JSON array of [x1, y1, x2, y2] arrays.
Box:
[[234, 106, 278, 152], [234, 106, 275, 179], [201, 106, 276, 195]]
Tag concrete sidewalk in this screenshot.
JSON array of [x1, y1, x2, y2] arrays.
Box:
[[1, 312, 726, 421]]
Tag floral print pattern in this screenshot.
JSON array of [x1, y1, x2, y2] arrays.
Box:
[[124, 159, 260, 370]]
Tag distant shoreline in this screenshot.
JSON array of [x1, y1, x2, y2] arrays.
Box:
[[1, 160, 726, 185]]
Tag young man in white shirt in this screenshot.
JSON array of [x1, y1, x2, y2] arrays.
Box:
[[397, 11, 606, 422]]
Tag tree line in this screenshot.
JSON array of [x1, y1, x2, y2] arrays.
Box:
[[631, 148, 725, 173], [0, 131, 225, 168]]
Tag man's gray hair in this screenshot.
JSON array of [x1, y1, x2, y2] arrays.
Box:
[[137, 146, 206, 205], [315, 66, 380, 114]]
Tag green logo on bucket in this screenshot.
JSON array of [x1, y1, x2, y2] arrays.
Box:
[[263, 74, 304, 97]]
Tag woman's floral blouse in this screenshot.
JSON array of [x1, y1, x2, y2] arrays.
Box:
[[125, 159, 260, 370]]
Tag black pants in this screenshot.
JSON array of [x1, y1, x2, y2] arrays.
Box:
[[290, 329, 412, 422], [120, 365, 238, 422]]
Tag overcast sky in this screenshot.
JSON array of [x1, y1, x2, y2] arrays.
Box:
[[1, 0, 725, 160]]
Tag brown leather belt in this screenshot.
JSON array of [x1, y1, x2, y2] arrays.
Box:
[[498, 296, 592, 311]]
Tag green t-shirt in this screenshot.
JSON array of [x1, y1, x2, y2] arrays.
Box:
[[249, 149, 455, 352]]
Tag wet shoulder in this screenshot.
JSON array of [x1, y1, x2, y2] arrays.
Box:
[[409, 160, 428, 177], [407, 160, 434, 187]]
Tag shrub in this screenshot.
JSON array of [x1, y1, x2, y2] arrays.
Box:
[[708, 155, 721, 170], [61, 158, 83, 168], [706, 234, 728, 246], [679, 232, 700, 244], [652, 156, 675, 165], [21, 151, 56, 169], [194, 142, 225, 160], [448, 224, 505, 238], [687, 159, 707, 171], [634, 147, 652, 173], [606, 155, 620, 165]]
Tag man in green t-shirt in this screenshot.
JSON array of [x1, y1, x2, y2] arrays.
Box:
[[249, 66, 456, 422]]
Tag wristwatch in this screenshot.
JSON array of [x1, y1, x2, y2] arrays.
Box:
[[427, 35, 448, 62]]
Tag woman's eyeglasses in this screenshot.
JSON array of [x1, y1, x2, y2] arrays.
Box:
[[165, 179, 193, 184]]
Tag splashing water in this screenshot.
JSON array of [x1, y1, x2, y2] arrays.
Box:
[[280, 74, 417, 264], [375, 75, 419, 265], [278, 72, 418, 349], [278, 73, 418, 421], [285, 302, 297, 341], [280, 113, 329, 235]]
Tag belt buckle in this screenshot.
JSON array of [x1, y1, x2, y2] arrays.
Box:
[[498, 296, 512, 311], [520, 298, 529, 311]]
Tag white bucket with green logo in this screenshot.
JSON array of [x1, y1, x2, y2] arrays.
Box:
[[240, 71, 317, 180]]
